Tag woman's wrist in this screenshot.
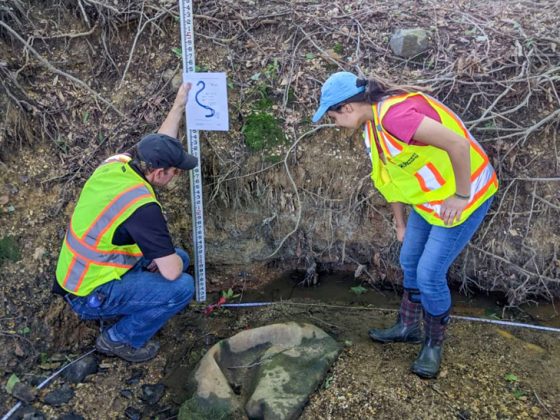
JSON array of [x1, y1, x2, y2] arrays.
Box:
[[454, 192, 470, 200]]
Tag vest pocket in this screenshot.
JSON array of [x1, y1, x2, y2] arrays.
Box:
[[413, 163, 446, 192]]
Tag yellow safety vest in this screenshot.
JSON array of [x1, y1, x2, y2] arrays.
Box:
[[56, 155, 159, 296], [366, 92, 498, 227]]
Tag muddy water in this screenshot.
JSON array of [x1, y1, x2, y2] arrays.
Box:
[[240, 271, 560, 328]]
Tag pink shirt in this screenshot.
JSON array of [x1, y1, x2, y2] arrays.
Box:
[[365, 94, 441, 154], [383, 94, 441, 145]]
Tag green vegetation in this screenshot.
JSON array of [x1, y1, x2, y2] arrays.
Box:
[[5, 374, 20, 394], [505, 373, 526, 399], [333, 42, 344, 55], [241, 58, 289, 155], [254, 85, 274, 111], [221, 288, 240, 300], [171, 47, 182, 59], [0, 236, 21, 266], [242, 112, 285, 152], [350, 285, 367, 295], [504, 373, 518, 382]]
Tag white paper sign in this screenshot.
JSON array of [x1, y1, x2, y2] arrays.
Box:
[[184, 72, 229, 131]]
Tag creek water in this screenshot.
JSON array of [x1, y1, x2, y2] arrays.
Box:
[[238, 271, 560, 329]]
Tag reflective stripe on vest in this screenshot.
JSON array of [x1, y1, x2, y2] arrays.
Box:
[[62, 183, 151, 292], [366, 92, 498, 227]]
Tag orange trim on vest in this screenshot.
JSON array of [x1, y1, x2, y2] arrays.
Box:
[[85, 183, 145, 241], [92, 192, 152, 247], [69, 224, 142, 257], [63, 258, 77, 289], [74, 261, 91, 293]]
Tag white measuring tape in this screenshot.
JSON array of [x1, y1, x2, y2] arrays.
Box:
[[179, 0, 206, 302]]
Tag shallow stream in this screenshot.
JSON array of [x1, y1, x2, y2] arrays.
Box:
[[240, 271, 560, 328]]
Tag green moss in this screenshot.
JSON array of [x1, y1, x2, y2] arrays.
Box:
[[333, 42, 344, 55], [178, 397, 231, 420], [0, 236, 21, 265], [242, 112, 285, 152]]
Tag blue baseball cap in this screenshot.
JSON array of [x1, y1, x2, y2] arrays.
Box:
[[312, 72, 365, 123]]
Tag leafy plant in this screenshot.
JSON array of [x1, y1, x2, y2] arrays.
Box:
[[5, 374, 20, 394], [221, 288, 240, 300], [171, 47, 182, 58], [350, 285, 367, 295], [512, 389, 525, 399], [17, 326, 30, 335], [263, 58, 279, 81], [504, 373, 518, 382]]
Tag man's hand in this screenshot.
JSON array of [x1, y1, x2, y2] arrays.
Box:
[[172, 83, 192, 110], [146, 260, 159, 272], [157, 83, 193, 137], [440, 195, 468, 226]]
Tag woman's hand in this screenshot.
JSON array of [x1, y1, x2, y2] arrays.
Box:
[[396, 225, 406, 242], [440, 195, 468, 226]]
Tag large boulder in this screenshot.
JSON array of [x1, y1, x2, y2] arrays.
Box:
[[179, 322, 341, 420], [389, 28, 430, 58]]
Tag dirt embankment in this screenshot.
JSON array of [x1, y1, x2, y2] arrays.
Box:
[[1, 0, 559, 417]]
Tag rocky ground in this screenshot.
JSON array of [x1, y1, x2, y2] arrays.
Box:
[[2, 291, 559, 419]]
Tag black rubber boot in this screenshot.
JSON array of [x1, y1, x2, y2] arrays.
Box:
[[369, 289, 423, 344], [411, 310, 450, 379]]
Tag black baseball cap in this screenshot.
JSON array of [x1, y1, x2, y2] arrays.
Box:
[[137, 133, 198, 170]]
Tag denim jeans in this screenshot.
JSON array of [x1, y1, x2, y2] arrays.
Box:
[[399, 197, 493, 316], [68, 248, 194, 348]]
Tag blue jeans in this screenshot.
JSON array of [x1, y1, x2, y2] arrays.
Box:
[[399, 198, 493, 316], [68, 248, 194, 348]]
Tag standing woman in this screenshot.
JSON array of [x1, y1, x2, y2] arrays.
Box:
[[312, 72, 498, 378]]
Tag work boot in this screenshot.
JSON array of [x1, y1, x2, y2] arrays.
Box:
[[369, 289, 423, 344], [96, 330, 159, 363], [411, 310, 450, 379]]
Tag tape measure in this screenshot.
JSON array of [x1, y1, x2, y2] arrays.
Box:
[[179, 0, 206, 302]]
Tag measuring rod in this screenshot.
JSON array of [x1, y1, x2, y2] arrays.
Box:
[[179, 0, 206, 302]]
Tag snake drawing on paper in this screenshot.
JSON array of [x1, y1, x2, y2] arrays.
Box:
[[195, 80, 215, 118]]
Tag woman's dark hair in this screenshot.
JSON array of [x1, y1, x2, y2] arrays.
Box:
[[329, 77, 428, 111]]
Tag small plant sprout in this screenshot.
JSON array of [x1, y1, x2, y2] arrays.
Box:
[[504, 373, 518, 383], [221, 288, 240, 301], [350, 285, 367, 295], [171, 47, 182, 58]]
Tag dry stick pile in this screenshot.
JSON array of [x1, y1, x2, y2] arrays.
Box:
[[1, 0, 559, 305]]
